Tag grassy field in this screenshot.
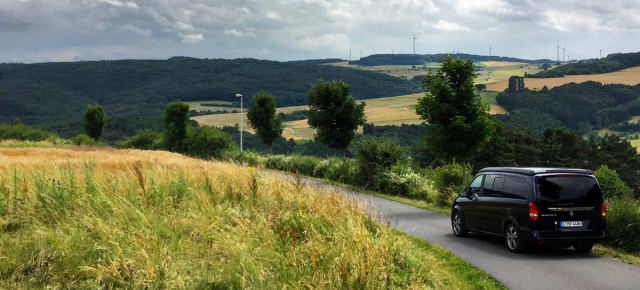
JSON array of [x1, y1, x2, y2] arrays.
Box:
[[475, 62, 542, 86], [0, 146, 503, 288], [487, 66, 640, 92]]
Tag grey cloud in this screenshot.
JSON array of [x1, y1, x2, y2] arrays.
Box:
[[0, 0, 638, 63]]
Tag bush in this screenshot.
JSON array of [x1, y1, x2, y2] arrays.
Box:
[[183, 126, 237, 159], [222, 150, 266, 167], [606, 197, 640, 252], [71, 134, 99, 146], [115, 129, 162, 150], [594, 165, 634, 199], [426, 163, 472, 207], [0, 121, 56, 141], [374, 165, 428, 198], [356, 137, 410, 187], [318, 157, 360, 185]]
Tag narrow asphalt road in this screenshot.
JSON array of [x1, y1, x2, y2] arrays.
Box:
[[266, 172, 640, 290]]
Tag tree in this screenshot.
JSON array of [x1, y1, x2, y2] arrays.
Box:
[[83, 104, 107, 140], [307, 80, 366, 153], [593, 165, 633, 199], [416, 55, 495, 167], [246, 92, 283, 152], [163, 101, 191, 152], [183, 126, 237, 159]]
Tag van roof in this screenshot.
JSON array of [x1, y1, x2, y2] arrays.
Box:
[[478, 167, 593, 176]]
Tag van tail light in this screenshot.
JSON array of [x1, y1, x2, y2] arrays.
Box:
[[602, 203, 606, 220], [529, 203, 538, 221]]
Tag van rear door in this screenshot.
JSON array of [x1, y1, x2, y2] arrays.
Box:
[[535, 175, 605, 236]]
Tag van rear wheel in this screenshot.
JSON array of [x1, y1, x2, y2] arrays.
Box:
[[505, 223, 527, 253], [573, 243, 593, 253]]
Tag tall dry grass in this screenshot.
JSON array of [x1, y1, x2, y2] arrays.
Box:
[[0, 147, 496, 288]]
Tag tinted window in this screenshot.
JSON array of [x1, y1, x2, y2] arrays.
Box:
[[537, 175, 603, 206], [493, 177, 505, 197], [469, 175, 484, 196], [503, 176, 529, 200], [483, 175, 496, 196]]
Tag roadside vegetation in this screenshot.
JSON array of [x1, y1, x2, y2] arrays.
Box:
[[0, 146, 502, 288]]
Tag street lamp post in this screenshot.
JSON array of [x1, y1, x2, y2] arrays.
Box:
[[236, 93, 243, 151]]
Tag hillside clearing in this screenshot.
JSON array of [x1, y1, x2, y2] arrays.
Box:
[[486, 66, 640, 92], [0, 147, 502, 288]]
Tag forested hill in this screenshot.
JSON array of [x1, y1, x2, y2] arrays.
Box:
[[496, 81, 640, 135], [0, 57, 419, 140], [349, 53, 553, 66], [528, 51, 640, 78]]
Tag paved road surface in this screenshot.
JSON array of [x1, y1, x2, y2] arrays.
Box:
[[267, 172, 640, 290]]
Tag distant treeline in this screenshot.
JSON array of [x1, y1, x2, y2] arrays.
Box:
[[528, 51, 640, 78], [349, 53, 554, 66], [496, 81, 640, 134], [0, 57, 419, 143]]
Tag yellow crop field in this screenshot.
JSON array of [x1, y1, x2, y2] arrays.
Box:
[[0, 146, 501, 288], [486, 67, 640, 92]]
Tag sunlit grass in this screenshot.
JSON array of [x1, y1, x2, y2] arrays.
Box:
[[0, 147, 502, 288]]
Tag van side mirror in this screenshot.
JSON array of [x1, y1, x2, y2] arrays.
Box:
[[459, 188, 468, 197]]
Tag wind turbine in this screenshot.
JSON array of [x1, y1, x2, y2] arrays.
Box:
[[562, 45, 566, 62], [556, 41, 561, 62], [567, 51, 572, 62], [598, 48, 605, 59], [489, 44, 493, 58], [413, 34, 417, 55]]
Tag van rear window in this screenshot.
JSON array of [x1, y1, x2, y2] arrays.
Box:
[[537, 176, 603, 206]]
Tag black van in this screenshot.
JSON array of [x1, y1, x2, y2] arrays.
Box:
[[451, 167, 606, 253]]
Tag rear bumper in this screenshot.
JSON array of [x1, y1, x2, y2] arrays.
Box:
[[526, 230, 606, 245]]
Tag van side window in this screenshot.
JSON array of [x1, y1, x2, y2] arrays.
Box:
[[503, 176, 529, 200], [483, 175, 496, 196], [468, 175, 484, 197], [493, 177, 505, 197]]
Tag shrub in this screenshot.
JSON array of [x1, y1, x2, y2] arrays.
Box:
[[0, 121, 56, 141], [320, 157, 360, 185], [115, 129, 162, 150], [426, 163, 472, 207], [606, 197, 640, 252], [374, 165, 428, 198], [183, 126, 237, 159], [594, 165, 633, 199], [71, 134, 99, 146], [222, 150, 266, 167], [356, 137, 410, 187], [266, 155, 294, 172]]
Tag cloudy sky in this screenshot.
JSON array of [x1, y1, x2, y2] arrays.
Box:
[[1, 0, 639, 63]]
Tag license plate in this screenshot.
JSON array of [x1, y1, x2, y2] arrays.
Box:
[[560, 221, 583, 227]]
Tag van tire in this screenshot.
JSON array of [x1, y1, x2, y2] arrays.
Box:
[[505, 223, 527, 253], [452, 211, 468, 237]]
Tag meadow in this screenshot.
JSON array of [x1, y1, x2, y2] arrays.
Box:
[[0, 146, 501, 288]]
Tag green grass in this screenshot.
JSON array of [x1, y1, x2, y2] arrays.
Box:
[[294, 139, 311, 145], [480, 92, 499, 105]]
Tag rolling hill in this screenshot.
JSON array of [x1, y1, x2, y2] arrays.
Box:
[[0, 57, 420, 142]]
